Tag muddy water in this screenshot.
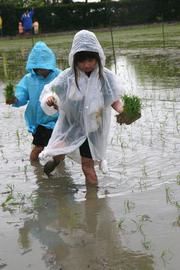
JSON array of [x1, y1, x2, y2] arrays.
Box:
[[0, 46, 180, 270]]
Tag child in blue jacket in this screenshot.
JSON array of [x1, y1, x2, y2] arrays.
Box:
[[6, 41, 61, 162]]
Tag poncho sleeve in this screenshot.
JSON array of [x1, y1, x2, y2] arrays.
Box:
[[40, 71, 67, 116], [12, 75, 29, 107], [103, 68, 125, 106]]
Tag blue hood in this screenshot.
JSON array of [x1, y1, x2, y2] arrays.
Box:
[[26, 41, 57, 73]]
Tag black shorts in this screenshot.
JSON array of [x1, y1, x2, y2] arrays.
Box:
[[79, 139, 92, 159], [32, 125, 53, 147]]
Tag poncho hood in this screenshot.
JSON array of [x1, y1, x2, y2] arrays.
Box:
[[26, 41, 57, 73], [68, 30, 106, 67]]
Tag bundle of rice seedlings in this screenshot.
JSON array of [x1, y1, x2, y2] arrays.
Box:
[[116, 94, 141, 125], [4, 82, 15, 104]]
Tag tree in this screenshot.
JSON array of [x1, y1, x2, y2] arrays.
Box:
[[61, 0, 73, 4], [0, 0, 50, 7]]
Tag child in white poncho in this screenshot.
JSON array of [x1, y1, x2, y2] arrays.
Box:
[[39, 30, 124, 185]]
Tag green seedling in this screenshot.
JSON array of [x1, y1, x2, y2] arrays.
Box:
[[165, 185, 180, 210], [1, 185, 30, 211], [131, 214, 152, 250], [16, 130, 20, 147], [4, 82, 15, 104], [123, 94, 141, 118], [116, 94, 141, 125], [124, 199, 135, 213], [172, 215, 180, 227], [161, 249, 173, 267], [174, 201, 180, 209], [117, 218, 125, 230], [165, 186, 173, 204], [142, 239, 151, 250], [1, 184, 14, 207], [138, 177, 147, 191], [131, 214, 152, 234], [176, 174, 180, 185]]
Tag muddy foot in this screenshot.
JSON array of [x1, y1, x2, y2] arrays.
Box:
[[44, 159, 60, 176]]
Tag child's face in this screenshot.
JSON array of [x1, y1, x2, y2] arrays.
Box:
[[77, 59, 97, 73], [34, 69, 51, 78]]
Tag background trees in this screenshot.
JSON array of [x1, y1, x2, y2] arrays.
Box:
[[0, 0, 179, 35]]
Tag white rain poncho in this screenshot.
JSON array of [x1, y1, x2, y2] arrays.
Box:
[[39, 30, 123, 169]]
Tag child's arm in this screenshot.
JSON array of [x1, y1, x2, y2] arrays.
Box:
[[5, 76, 29, 107], [111, 99, 123, 114], [29, 8, 34, 17], [12, 76, 29, 107]]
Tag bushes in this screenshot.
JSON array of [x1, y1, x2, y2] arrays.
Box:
[[0, 0, 179, 35], [0, 5, 23, 35]]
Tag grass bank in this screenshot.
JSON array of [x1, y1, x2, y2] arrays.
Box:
[[0, 22, 179, 52]]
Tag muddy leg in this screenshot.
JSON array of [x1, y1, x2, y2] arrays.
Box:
[[81, 156, 97, 185], [30, 146, 44, 162]]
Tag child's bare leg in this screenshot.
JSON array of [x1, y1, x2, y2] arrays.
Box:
[[44, 154, 65, 176], [30, 146, 44, 162], [81, 156, 97, 185]]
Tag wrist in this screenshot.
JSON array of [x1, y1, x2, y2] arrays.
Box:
[[118, 106, 124, 114]]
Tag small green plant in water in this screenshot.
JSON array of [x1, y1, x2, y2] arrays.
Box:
[[116, 94, 141, 125], [161, 249, 173, 267], [142, 239, 151, 250], [124, 199, 135, 213], [4, 82, 15, 104], [117, 218, 125, 230], [165, 185, 180, 210], [176, 173, 180, 185], [1, 184, 15, 207], [165, 186, 173, 204], [172, 215, 180, 227], [16, 130, 20, 147]]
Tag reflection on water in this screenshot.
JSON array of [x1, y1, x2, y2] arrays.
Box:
[[0, 46, 180, 269], [17, 167, 154, 270]]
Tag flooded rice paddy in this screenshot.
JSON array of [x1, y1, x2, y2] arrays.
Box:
[[0, 25, 180, 269]]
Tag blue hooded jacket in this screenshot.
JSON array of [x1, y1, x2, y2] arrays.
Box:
[[13, 41, 61, 134]]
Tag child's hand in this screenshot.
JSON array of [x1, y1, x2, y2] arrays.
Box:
[[46, 96, 58, 110], [5, 96, 17, 105], [111, 100, 124, 114], [46, 96, 56, 106]]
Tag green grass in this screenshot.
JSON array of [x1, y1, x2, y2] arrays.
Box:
[[102, 23, 180, 49], [0, 22, 179, 83], [0, 22, 179, 52]]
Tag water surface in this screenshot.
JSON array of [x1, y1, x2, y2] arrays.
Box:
[[0, 32, 180, 269]]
